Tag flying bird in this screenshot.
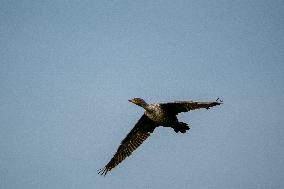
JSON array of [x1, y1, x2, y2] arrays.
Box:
[[98, 98, 222, 176]]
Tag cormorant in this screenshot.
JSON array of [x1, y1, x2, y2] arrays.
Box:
[[98, 98, 222, 176]]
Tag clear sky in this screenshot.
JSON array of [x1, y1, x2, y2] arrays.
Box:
[[1, 0, 284, 188]]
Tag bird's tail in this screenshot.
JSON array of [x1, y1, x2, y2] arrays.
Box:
[[173, 122, 190, 133]]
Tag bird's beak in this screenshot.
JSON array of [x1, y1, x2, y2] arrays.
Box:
[[128, 99, 133, 103]]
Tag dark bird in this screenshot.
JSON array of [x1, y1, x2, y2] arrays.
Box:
[[98, 98, 222, 176]]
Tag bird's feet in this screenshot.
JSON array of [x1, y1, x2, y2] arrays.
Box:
[[173, 123, 190, 133]]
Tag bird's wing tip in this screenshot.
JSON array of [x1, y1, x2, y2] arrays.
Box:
[[98, 167, 108, 176], [215, 98, 223, 104]]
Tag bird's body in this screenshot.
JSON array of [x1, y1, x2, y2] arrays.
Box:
[[98, 98, 222, 176], [144, 103, 168, 124]]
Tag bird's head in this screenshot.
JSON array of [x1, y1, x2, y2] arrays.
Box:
[[128, 98, 147, 107]]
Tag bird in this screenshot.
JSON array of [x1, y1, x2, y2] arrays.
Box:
[[98, 98, 222, 176]]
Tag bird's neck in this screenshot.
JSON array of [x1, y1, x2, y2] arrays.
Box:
[[139, 102, 149, 110]]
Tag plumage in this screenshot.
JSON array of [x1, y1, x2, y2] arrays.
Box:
[[98, 98, 222, 176]]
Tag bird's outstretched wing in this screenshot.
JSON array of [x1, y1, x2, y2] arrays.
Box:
[[98, 114, 156, 176], [160, 99, 222, 115]]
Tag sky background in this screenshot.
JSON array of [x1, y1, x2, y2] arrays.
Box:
[[1, 0, 284, 188]]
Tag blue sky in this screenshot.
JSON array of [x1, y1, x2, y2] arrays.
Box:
[[1, 0, 284, 188]]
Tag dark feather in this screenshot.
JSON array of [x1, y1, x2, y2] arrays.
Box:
[[160, 100, 222, 115], [98, 115, 156, 176]]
